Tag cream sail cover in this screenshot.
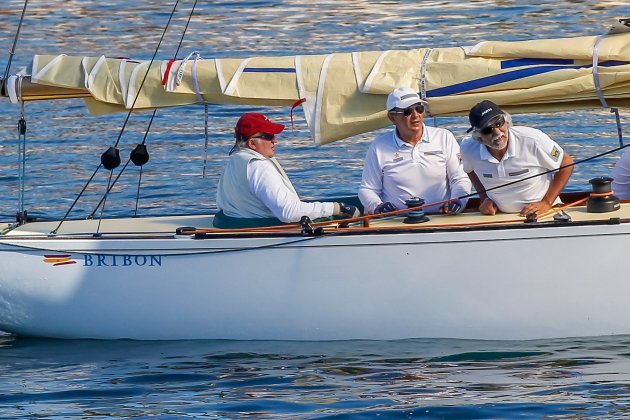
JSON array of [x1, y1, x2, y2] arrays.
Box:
[[25, 21, 630, 145]]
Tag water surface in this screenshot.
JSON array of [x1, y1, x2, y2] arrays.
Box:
[[0, 1, 629, 418]]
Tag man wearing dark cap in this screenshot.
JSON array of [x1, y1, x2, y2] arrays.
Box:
[[214, 112, 359, 227], [460, 100, 574, 216], [359, 87, 471, 215]]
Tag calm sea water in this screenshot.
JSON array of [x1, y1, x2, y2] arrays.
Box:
[[1, 0, 630, 418]]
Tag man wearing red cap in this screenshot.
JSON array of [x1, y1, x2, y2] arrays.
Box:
[[214, 112, 359, 228]]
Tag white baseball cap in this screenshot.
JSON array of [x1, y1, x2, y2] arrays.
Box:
[[386, 87, 427, 111]]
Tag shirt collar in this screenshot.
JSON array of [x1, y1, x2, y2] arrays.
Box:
[[393, 125, 428, 148]]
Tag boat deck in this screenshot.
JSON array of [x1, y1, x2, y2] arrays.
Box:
[[3, 198, 630, 238], [2, 215, 216, 237], [368, 202, 629, 229]]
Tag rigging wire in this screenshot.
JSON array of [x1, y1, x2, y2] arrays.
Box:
[[88, 111, 156, 220], [50, 0, 181, 232], [2, 1, 30, 224], [16, 77, 27, 223], [1, 0, 28, 96], [85, 0, 200, 222], [203, 102, 209, 178], [111, 0, 183, 149], [50, 165, 103, 234], [52, 0, 199, 234]]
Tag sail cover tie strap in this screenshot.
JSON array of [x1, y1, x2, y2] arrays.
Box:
[[592, 33, 609, 109], [191, 54, 205, 103], [175, 51, 205, 103], [162, 52, 206, 103], [593, 31, 624, 146]]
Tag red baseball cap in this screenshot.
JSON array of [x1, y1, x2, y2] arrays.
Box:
[[235, 113, 285, 139]]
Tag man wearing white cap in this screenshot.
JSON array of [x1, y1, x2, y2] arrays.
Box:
[[359, 87, 471, 214], [460, 100, 574, 216], [215, 112, 359, 228]]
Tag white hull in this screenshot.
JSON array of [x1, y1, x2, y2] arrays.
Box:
[[0, 205, 628, 340]]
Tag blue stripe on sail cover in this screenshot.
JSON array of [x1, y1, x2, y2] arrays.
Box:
[[243, 68, 296, 73], [501, 58, 574, 68], [427, 60, 630, 98]]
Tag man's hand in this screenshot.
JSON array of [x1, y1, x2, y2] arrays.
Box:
[[479, 197, 499, 215], [334, 202, 360, 219], [374, 202, 397, 214], [519, 200, 552, 217], [442, 200, 464, 215]]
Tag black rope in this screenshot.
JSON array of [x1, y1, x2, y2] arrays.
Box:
[[1, 0, 28, 96]]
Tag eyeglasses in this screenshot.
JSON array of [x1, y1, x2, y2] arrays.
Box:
[[479, 116, 506, 135], [249, 133, 276, 141], [390, 104, 425, 117]]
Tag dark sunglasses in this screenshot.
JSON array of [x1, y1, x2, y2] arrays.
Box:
[[480, 116, 506, 135], [249, 133, 276, 141], [391, 104, 425, 117]]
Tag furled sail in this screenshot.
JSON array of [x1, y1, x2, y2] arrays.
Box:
[[5, 19, 630, 145]]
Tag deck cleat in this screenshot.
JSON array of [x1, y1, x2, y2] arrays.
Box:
[[553, 211, 571, 223]]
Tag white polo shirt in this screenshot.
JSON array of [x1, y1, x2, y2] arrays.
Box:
[[359, 125, 471, 214], [460, 126, 564, 213], [611, 148, 630, 200]]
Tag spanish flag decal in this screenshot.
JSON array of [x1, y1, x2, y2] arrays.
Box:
[[43, 254, 77, 266]]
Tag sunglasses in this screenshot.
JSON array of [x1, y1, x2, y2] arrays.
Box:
[[249, 133, 276, 141], [479, 116, 506, 135], [391, 104, 425, 117]]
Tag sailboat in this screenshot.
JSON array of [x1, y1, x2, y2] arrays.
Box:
[[0, 13, 629, 340]]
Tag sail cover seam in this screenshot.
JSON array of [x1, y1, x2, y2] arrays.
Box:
[[592, 33, 608, 108], [420, 48, 433, 117]]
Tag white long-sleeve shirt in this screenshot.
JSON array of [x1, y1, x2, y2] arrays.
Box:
[[248, 159, 334, 222], [359, 126, 471, 214], [216, 149, 334, 222]]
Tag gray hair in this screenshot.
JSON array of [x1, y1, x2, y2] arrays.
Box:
[[229, 135, 250, 155], [470, 111, 513, 142]]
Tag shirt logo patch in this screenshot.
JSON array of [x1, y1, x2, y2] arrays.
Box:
[[550, 146, 560, 161], [482, 173, 493, 178], [393, 152, 403, 163], [423, 151, 443, 156]]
